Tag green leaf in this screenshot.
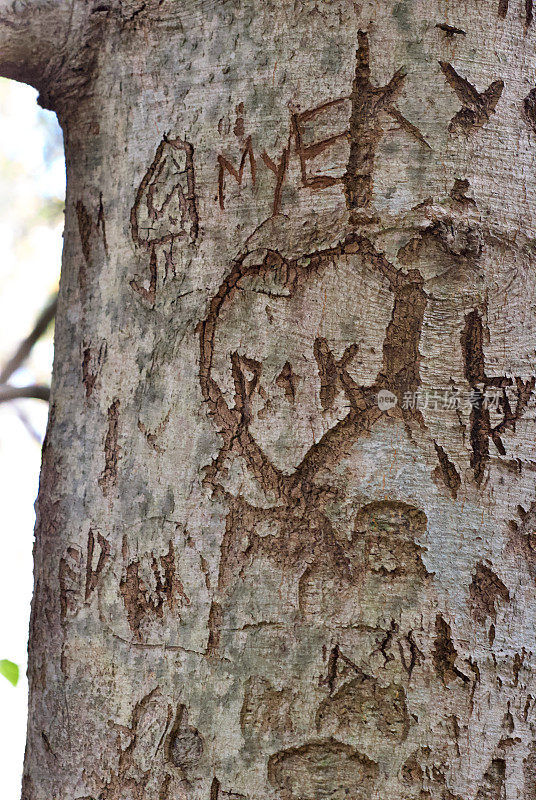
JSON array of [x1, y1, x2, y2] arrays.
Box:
[[0, 660, 19, 686]]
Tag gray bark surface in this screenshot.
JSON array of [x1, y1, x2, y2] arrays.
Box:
[[1, 0, 536, 797]]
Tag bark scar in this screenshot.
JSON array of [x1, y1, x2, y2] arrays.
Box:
[[439, 61, 504, 134], [99, 399, 120, 495]]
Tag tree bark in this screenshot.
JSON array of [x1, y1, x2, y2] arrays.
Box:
[[4, 0, 536, 797]]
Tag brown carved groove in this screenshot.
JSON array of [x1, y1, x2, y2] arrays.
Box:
[[344, 31, 429, 223], [469, 562, 510, 625], [439, 62, 504, 135], [461, 309, 534, 484], [198, 229, 431, 652]]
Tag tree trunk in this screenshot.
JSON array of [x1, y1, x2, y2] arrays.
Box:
[[3, 0, 536, 797]]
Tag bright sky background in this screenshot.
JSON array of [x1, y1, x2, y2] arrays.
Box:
[[0, 78, 64, 798]]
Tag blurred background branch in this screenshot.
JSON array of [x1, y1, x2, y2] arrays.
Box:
[[0, 292, 56, 385], [0, 291, 56, 404], [0, 383, 50, 403]]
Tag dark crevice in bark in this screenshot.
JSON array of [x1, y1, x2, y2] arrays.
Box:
[[76, 195, 109, 298], [524, 87, 536, 131], [469, 396, 491, 486], [469, 562, 510, 625], [85, 529, 111, 601], [439, 61, 504, 134], [82, 346, 96, 398], [81, 340, 107, 399], [475, 758, 506, 799], [398, 630, 424, 679], [526, 0, 534, 28], [210, 776, 221, 800], [433, 442, 461, 499], [450, 178, 476, 207], [324, 645, 340, 694], [433, 614, 470, 685], [76, 199, 93, 267], [99, 398, 120, 495], [206, 601, 222, 657], [436, 23, 466, 35], [461, 310, 487, 385], [275, 360, 298, 402]]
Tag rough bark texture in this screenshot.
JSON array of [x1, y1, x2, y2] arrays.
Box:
[[3, 0, 536, 797]]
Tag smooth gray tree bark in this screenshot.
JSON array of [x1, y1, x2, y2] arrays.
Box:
[[2, 0, 536, 797]]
